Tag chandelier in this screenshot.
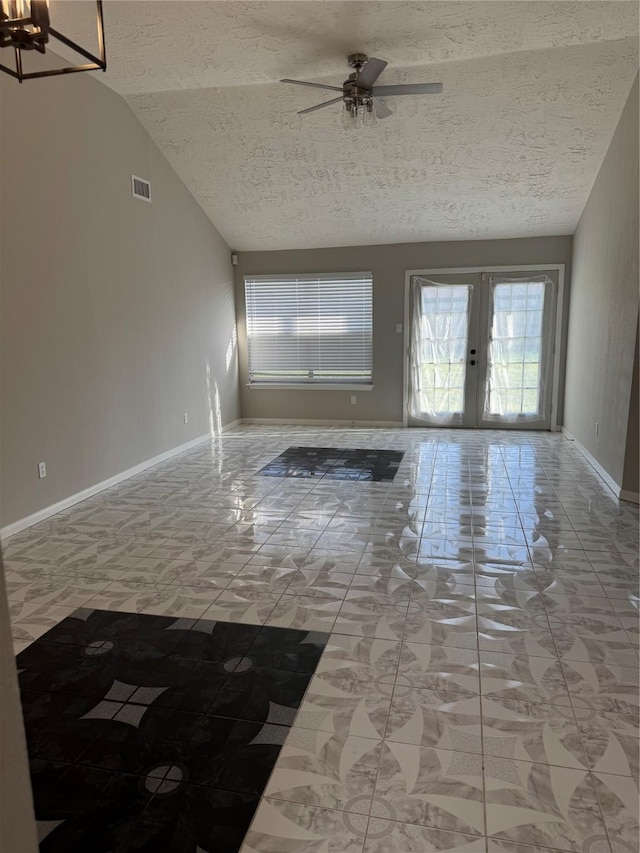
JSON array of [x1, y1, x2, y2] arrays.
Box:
[[0, 0, 106, 82]]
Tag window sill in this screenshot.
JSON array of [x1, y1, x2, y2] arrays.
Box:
[[247, 383, 375, 392]]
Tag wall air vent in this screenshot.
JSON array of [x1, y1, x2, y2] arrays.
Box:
[[131, 174, 151, 202]]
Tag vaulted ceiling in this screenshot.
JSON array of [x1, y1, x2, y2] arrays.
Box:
[[54, 1, 638, 250]]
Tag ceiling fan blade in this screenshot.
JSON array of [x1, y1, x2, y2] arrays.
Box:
[[357, 57, 388, 89], [372, 83, 443, 97], [298, 96, 344, 115], [281, 79, 343, 93], [374, 98, 393, 119]]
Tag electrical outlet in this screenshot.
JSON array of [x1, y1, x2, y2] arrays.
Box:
[[38, 461, 47, 479], [595, 421, 599, 437], [183, 412, 189, 424], [350, 395, 357, 405], [395, 323, 403, 333]]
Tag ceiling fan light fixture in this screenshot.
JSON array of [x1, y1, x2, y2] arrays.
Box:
[[0, 0, 106, 82], [342, 98, 375, 128]]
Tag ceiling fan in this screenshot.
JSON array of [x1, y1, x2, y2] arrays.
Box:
[[281, 54, 443, 122]]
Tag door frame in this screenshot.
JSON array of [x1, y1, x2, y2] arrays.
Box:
[[402, 264, 566, 431]]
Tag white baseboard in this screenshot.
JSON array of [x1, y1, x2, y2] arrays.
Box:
[[562, 427, 623, 499], [12, 419, 631, 540], [239, 418, 404, 428], [0, 431, 218, 540]]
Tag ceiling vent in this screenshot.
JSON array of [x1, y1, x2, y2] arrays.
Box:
[[131, 174, 151, 202]]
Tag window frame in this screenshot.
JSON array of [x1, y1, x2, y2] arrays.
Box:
[[243, 271, 374, 390]]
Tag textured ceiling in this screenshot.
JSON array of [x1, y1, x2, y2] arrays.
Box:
[[53, 1, 639, 250]]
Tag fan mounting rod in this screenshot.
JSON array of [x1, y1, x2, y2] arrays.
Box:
[[347, 53, 369, 72], [343, 54, 377, 115]]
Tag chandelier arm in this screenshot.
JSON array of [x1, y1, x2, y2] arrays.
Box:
[[0, 59, 19, 78], [14, 61, 104, 80], [96, 0, 106, 68], [48, 27, 105, 67]]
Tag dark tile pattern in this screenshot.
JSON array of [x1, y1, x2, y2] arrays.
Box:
[[259, 446, 405, 481], [18, 607, 328, 852]]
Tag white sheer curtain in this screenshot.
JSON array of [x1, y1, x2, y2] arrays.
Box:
[[482, 275, 554, 423], [409, 279, 471, 426]]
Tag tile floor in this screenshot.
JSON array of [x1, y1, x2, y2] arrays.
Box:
[[258, 446, 404, 481], [18, 609, 327, 850], [4, 425, 640, 853]]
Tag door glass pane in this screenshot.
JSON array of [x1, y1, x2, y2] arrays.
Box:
[[486, 282, 546, 417], [412, 284, 471, 421]]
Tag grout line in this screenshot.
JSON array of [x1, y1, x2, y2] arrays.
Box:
[[9, 428, 638, 851]]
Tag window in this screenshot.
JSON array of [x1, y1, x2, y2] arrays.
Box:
[[244, 272, 373, 385]]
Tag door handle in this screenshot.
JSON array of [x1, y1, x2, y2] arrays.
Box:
[[469, 360, 476, 365]]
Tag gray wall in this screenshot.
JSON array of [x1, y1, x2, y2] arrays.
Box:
[[1, 69, 240, 530], [622, 318, 639, 494], [564, 74, 639, 491], [235, 236, 573, 424]]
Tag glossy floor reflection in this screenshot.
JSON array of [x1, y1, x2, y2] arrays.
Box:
[[5, 425, 639, 853]]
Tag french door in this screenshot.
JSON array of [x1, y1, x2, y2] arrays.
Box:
[[408, 271, 558, 429]]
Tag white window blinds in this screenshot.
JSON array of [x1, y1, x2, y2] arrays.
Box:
[[244, 272, 373, 384]]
